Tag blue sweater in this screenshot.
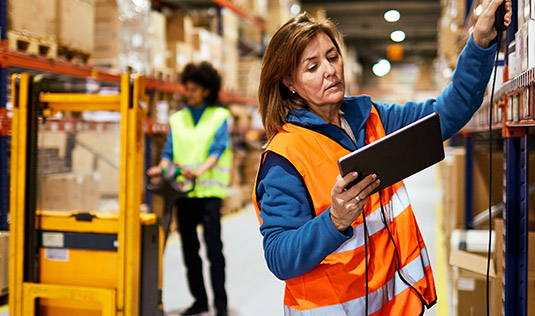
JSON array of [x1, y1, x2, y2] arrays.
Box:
[[256, 34, 497, 280], [161, 104, 229, 161]]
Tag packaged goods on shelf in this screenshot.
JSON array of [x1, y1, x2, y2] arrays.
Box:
[[7, 0, 56, 41], [222, 8, 239, 42], [267, 0, 293, 37], [233, 0, 267, 19], [166, 14, 194, 44], [93, 0, 120, 68], [56, 0, 95, 61], [517, 23, 529, 73], [167, 41, 194, 74], [6, 0, 57, 57], [228, 103, 252, 130], [118, 0, 151, 74], [150, 10, 168, 74], [508, 40, 520, 79], [155, 100, 169, 124], [521, 87, 532, 120], [438, 148, 504, 237], [487, 53, 505, 93], [94, 0, 151, 73], [438, 12, 464, 69], [191, 29, 223, 70], [529, 20, 535, 70], [222, 40, 240, 93], [222, 9, 240, 92], [449, 250, 501, 316], [237, 56, 262, 98]]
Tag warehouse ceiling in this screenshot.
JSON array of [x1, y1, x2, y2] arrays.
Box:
[[300, 0, 442, 66], [157, 0, 443, 68]]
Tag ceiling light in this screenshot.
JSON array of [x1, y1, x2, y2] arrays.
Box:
[[372, 59, 391, 77], [384, 10, 400, 22], [390, 30, 406, 42]]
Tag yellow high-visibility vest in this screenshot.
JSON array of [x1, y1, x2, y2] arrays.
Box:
[[170, 106, 232, 199]]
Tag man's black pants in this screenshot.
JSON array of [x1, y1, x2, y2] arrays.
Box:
[[176, 197, 227, 311]]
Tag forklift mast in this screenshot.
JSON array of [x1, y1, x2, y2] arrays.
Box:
[[9, 73, 161, 316]]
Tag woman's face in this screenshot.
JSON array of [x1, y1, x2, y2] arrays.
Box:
[[184, 81, 210, 107], [284, 32, 345, 109]]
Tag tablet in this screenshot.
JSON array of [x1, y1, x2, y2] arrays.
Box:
[[338, 112, 444, 194]]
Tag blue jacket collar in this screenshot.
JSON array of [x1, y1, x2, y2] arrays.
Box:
[[286, 96, 373, 150]]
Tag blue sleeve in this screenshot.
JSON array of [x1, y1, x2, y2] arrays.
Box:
[[256, 152, 353, 280], [161, 130, 173, 161], [374, 34, 497, 140], [208, 119, 229, 158]]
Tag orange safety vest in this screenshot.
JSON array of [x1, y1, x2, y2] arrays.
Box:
[[252, 107, 437, 315]]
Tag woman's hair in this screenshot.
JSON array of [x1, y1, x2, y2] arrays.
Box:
[[181, 61, 222, 105], [258, 12, 343, 142]]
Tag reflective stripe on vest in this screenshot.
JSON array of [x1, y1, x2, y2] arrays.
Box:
[[170, 106, 232, 199], [252, 106, 437, 315], [284, 249, 431, 315]]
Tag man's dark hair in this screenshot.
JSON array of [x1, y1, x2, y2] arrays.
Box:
[[181, 62, 222, 105]]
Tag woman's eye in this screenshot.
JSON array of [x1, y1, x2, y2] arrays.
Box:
[[328, 55, 338, 61], [307, 64, 318, 72]]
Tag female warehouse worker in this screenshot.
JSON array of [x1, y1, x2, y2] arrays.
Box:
[[252, 0, 511, 315], [148, 62, 231, 316]]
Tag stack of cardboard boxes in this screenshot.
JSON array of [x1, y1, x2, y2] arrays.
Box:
[[439, 144, 535, 314], [7, 0, 96, 60]]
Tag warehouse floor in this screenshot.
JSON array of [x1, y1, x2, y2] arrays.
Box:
[[0, 165, 445, 316], [162, 165, 444, 316]]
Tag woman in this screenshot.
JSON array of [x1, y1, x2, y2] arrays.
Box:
[[148, 62, 231, 316], [252, 1, 511, 315]]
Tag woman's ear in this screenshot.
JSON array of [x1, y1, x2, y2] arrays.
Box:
[[282, 76, 294, 93]]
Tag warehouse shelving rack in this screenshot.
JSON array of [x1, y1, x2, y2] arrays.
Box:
[[0, 0, 263, 234], [460, 1, 533, 315]]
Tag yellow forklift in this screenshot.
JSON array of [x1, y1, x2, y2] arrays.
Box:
[[9, 73, 164, 316]]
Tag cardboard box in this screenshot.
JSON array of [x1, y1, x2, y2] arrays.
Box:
[[494, 219, 535, 277], [39, 173, 99, 212], [93, 0, 120, 65], [438, 147, 465, 239], [150, 10, 168, 72], [453, 267, 501, 316], [56, 0, 95, 53], [167, 41, 194, 73], [7, 0, 57, 41], [450, 220, 535, 315], [166, 14, 193, 43], [528, 20, 535, 70], [473, 150, 504, 222]]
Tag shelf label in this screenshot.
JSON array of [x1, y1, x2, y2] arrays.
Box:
[[42, 232, 64, 248], [45, 248, 69, 262]]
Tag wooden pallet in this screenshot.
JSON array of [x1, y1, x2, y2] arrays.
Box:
[[57, 46, 91, 65], [7, 30, 57, 58], [151, 67, 177, 83]]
